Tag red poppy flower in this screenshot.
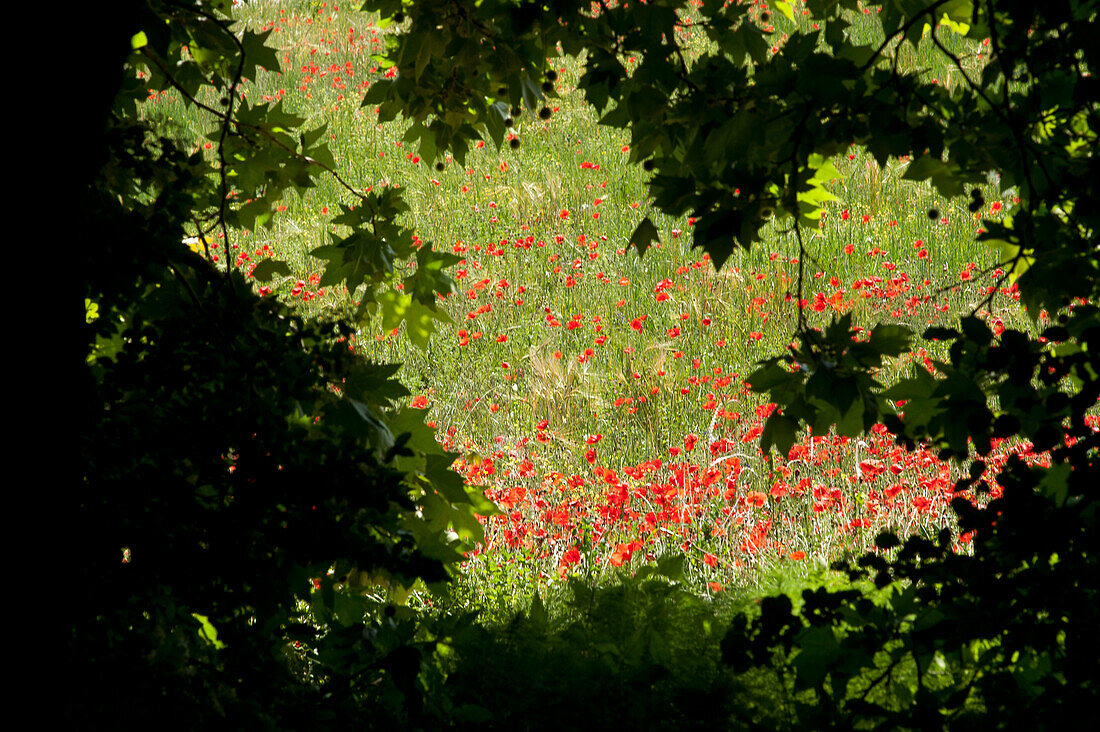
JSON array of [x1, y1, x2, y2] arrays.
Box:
[[608, 542, 633, 567]]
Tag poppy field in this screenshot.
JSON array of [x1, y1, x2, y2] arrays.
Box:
[[142, 0, 1071, 610]]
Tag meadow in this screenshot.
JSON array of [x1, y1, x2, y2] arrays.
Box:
[[141, 0, 1052, 611]]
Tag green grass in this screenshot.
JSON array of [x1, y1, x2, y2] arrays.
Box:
[[137, 0, 1043, 605]]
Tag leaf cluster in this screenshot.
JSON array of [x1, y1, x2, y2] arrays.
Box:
[[747, 313, 913, 455]]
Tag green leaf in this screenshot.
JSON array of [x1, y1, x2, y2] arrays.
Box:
[[415, 36, 432, 81], [902, 154, 945, 183], [648, 628, 671, 665], [343, 361, 409, 410], [937, 9, 971, 36], [836, 397, 865, 437], [311, 230, 395, 292], [193, 613, 226, 649], [332, 398, 395, 455], [519, 74, 544, 113], [901, 154, 965, 197], [483, 101, 510, 150], [404, 245, 459, 304], [370, 53, 395, 70], [747, 362, 793, 392], [250, 258, 291, 283], [656, 553, 685, 582], [241, 29, 281, 78], [692, 209, 742, 269], [761, 413, 799, 456], [235, 198, 274, 230], [424, 453, 469, 504], [869, 324, 913, 357], [450, 501, 491, 543], [773, 0, 796, 22], [1038, 463, 1071, 506], [400, 496, 468, 563], [628, 217, 660, 256], [384, 408, 440, 456], [362, 79, 395, 106], [923, 327, 960, 341], [376, 289, 451, 350], [793, 625, 839, 688]]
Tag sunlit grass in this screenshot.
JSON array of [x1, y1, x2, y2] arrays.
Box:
[[137, 0, 1045, 603]]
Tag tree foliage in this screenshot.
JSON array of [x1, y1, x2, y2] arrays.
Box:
[[78, 0, 1097, 726], [76, 1, 490, 724]]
